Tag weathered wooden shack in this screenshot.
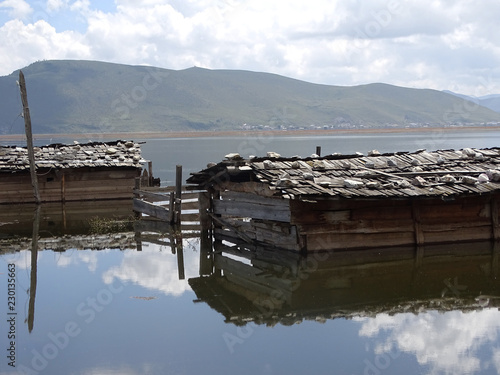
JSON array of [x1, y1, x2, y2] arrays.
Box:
[[0, 140, 148, 204], [188, 147, 500, 251]]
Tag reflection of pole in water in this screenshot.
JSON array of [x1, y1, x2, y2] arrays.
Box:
[[176, 235, 185, 280], [169, 229, 185, 280], [28, 206, 41, 333]]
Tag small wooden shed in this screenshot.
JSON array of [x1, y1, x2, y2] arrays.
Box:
[[0, 140, 147, 204], [188, 147, 500, 252]]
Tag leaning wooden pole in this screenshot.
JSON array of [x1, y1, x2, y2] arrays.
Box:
[[19, 70, 41, 204]]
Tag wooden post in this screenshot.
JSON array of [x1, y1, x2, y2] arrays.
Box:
[[199, 191, 212, 232], [199, 191, 213, 276], [61, 173, 66, 203], [175, 165, 182, 225], [491, 196, 500, 241], [141, 169, 149, 187], [212, 189, 222, 246], [412, 201, 424, 245], [148, 161, 153, 187], [168, 191, 175, 223], [316, 146, 321, 157], [134, 177, 141, 220], [19, 70, 41, 204]]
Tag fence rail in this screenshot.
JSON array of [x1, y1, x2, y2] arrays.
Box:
[[132, 165, 203, 227], [133, 188, 203, 223]]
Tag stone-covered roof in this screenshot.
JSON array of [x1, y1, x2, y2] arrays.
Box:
[[0, 140, 146, 172], [187, 147, 500, 199]]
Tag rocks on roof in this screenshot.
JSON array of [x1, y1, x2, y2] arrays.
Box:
[[0, 140, 146, 172], [188, 147, 500, 199]]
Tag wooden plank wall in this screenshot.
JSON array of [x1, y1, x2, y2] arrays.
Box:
[[291, 194, 500, 251], [210, 181, 500, 251], [0, 168, 140, 204], [213, 190, 301, 251]]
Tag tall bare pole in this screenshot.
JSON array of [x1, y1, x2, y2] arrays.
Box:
[[19, 70, 41, 204]]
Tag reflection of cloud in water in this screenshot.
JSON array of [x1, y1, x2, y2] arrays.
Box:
[[102, 239, 200, 297], [54, 249, 99, 272], [2, 250, 33, 270], [2, 249, 100, 272], [357, 309, 500, 374], [493, 348, 500, 373]]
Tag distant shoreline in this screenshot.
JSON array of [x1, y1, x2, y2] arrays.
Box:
[[1, 126, 500, 143]]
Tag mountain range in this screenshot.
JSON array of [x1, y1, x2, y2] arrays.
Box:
[[443, 90, 500, 113], [1, 60, 500, 135]]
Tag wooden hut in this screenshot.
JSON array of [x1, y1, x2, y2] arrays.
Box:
[[0, 140, 148, 204], [187, 147, 500, 252]]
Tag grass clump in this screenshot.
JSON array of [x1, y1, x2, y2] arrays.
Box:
[[88, 216, 135, 234]]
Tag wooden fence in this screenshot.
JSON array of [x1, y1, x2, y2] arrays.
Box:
[[132, 165, 204, 227], [133, 185, 202, 225]]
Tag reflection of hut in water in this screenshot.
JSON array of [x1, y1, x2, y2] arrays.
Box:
[[0, 140, 156, 204], [189, 241, 500, 326], [0, 198, 141, 252], [0, 200, 135, 238], [188, 148, 500, 251]]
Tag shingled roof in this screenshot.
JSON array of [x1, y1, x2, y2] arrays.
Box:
[[187, 147, 500, 199], [0, 140, 146, 172]]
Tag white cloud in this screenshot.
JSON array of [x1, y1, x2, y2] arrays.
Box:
[[358, 309, 500, 375], [46, 0, 68, 13], [70, 0, 90, 13], [0, 19, 90, 74], [0, 0, 32, 20]]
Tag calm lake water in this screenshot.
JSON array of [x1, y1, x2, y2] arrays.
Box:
[[138, 129, 500, 184], [1, 130, 500, 375]]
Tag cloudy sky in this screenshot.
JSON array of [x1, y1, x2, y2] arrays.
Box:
[[1, 0, 499, 95]]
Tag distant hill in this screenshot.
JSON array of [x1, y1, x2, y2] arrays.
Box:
[[480, 95, 500, 113], [1, 60, 500, 135], [443, 90, 500, 114]]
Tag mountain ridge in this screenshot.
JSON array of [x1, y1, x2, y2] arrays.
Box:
[[1, 60, 500, 135], [443, 90, 500, 113]]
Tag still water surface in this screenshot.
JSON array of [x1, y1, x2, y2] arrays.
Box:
[[1, 130, 500, 375], [135, 129, 500, 184]]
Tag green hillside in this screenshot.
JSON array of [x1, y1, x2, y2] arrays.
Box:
[[1, 60, 499, 135]]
